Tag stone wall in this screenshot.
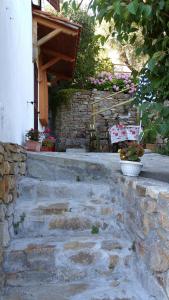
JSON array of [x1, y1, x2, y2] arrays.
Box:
[[52, 90, 137, 151], [113, 174, 169, 297], [0, 143, 26, 290]]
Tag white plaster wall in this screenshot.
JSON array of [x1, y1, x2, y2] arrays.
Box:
[[0, 0, 34, 145]]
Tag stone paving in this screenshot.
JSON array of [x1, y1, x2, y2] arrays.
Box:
[[1, 151, 169, 300], [27, 150, 169, 183]]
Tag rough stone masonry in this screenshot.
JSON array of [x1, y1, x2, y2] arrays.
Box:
[[52, 90, 137, 151], [0, 143, 26, 291]]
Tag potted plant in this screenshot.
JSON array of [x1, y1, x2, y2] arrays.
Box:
[[25, 129, 42, 152], [119, 142, 144, 176], [143, 129, 157, 151], [41, 136, 56, 152]]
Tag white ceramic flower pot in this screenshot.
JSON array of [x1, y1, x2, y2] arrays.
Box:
[[120, 160, 143, 177]]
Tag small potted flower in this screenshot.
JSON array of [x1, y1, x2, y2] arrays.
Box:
[[41, 128, 56, 151], [41, 136, 56, 152], [119, 142, 144, 176], [25, 128, 42, 152]]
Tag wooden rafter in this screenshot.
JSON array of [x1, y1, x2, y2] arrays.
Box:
[[41, 56, 60, 70], [50, 75, 72, 86], [34, 16, 78, 36], [42, 48, 75, 62], [37, 28, 62, 47]]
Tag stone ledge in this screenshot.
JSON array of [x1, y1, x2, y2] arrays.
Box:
[[116, 174, 169, 200]]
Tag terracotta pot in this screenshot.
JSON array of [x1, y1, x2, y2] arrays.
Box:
[[146, 143, 156, 151], [41, 145, 56, 152], [25, 140, 41, 152]]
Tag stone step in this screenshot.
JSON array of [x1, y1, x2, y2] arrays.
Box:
[[12, 211, 120, 238], [17, 177, 113, 203], [12, 177, 117, 238], [1, 276, 153, 300], [26, 152, 111, 182], [4, 235, 132, 276]]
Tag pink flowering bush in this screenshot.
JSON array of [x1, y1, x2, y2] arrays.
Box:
[[88, 72, 137, 94]]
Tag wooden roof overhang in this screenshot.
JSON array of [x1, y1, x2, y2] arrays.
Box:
[[32, 9, 81, 126]]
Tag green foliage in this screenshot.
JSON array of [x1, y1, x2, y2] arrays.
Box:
[[96, 57, 113, 73], [61, 2, 100, 87], [13, 213, 26, 235], [91, 0, 169, 102], [141, 102, 169, 141], [157, 143, 169, 156], [49, 88, 81, 111], [76, 175, 81, 182], [90, 0, 169, 153], [91, 225, 99, 234], [26, 129, 41, 141]]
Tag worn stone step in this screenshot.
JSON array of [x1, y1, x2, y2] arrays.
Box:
[[1, 276, 154, 300], [4, 235, 132, 275], [13, 200, 116, 237], [27, 152, 111, 182], [18, 177, 113, 203], [12, 211, 120, 238]]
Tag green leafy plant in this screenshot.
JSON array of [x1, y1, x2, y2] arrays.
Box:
[[42, 137, 56, 147], [13, 213, 26, 235], [141, 102, 169, 144], [156, 142, 169, 156], [91, 225, 99, 234], [49, 88, 81, 111], [90, 0, 169, 146], [26, 129, 41, 141], [96, 57, 113, 73], [76, 175, 81, 182], [60, 2, 100, 88]]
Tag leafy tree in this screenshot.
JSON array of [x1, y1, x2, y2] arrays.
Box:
[[91, 0, 169, 102], [61, 1, 100, 87], [96, 20, 147, 73], [90, 0, 169, 147]]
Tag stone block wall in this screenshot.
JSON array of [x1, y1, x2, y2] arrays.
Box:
[[0, 143, 26, 290], [113, 174, 169, 297], [51, 90, 137, 151]]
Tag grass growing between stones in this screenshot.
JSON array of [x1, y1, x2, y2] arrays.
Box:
[[91, 225, 99, 234]]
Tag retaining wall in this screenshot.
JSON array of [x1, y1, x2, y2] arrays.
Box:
[[0, 143, 26, 290], [52, 90, 137, 151], [113, 174, 169, 297]]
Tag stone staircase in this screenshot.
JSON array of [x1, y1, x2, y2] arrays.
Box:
[[1, 153, 166, 300]]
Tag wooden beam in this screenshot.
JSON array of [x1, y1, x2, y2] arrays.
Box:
[[41, 56, 60, 70], [39, 59, 48, 126], [50, 75, 72, 86], [41, 54, 75, 71], [34, 16, 78, 37], [56, 75, 72, 80], [42, 48, 75, 62], [37, 28, 62, 47], [32, 19, 38, 62]]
